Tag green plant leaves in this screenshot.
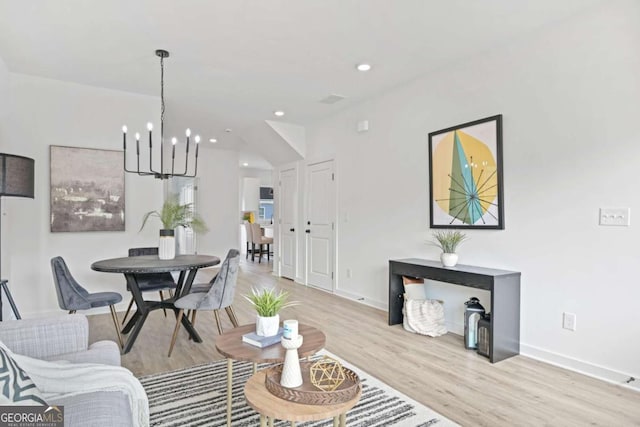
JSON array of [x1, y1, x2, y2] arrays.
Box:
[[242, 287, 298, 317]]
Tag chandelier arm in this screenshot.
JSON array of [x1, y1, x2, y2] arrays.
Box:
[[148, 129, 158, 175]]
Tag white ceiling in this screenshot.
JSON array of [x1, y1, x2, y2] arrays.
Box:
[[0, 0, 602, 167]]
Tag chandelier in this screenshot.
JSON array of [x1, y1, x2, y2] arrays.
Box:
[[121, 49, 199, 180]]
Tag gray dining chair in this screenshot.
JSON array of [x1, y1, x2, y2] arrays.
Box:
[[50, 256, 124, 349], [168, 249, 240, 357], [121, 247, 177, 325]]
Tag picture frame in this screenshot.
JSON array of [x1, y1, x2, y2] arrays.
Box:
[[428, 114, 504, 229], [50, 145, 125, 232]]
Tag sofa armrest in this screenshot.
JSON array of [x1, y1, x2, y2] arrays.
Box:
[[47, 341, 121, 366], [0, 314, 89, 359]]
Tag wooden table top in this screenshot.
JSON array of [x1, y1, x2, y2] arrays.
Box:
[[245, 370, 361, 422], [215, 323, 326, 363]]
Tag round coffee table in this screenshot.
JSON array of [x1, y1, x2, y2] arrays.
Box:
[[245, 370, 361, 427], [215, 323, 326, 427]]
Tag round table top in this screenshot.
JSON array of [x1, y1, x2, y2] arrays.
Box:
[[215, 323, 326, 363], [245, 370, 361, 422], [91, 254, 220, 274]]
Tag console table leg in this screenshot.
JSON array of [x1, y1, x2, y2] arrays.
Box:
[[253, 362, 257, 374], [333, 416, 339, 427], [226, 358, 232, 427], [259, 415, 266, 427], [268, 417, 274, 427], [340, 412, 346, 427]]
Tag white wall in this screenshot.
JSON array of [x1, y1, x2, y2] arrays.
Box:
[[303, 1, 640, 381], [3, 73, 163, 317], [196, 147, 241, 257]]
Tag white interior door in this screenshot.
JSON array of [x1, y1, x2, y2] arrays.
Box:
[[279, 167, 297, 280], [306, 160, 334, 291]]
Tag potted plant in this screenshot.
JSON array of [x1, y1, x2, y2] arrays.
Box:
[[430, 230, 468, 267], [243, 287, 297, 337], [140, 197, 208, 260]]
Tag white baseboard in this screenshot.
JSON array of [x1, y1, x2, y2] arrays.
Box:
[[333, 289, 386, 311], [521, 343, 639, 391]]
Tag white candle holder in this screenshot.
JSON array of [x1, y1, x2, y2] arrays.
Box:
[[280, 335, 304, 388]]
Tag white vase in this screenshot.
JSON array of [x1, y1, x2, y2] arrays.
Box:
[[159, 229, 176, 260], [256, 314, 280, 337], [280, 335, 304, 388], [441, 253, 458, 267]]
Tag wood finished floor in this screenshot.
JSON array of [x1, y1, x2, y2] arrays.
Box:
[[88, 259, 640, 426]]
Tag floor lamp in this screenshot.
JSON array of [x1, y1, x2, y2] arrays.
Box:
[[0, 153, 35, 321]]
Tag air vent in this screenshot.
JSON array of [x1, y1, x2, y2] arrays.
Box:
[[319, 94, 346, 104]]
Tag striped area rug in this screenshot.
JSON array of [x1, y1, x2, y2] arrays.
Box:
[[140, 350, 458, 426]]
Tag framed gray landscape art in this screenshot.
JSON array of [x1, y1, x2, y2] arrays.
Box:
[[50, 146, 125, 232]]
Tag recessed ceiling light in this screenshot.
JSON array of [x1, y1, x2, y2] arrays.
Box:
[[356, 63, 372, 72], [242, 162, 249, 167], [274, 110, 285, 117], [209, 138, 217, 143], [225, 128, 232, 133]]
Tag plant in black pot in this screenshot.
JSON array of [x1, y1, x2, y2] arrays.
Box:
[[140, 197, 208, 260]]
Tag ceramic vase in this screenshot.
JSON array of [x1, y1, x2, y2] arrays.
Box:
[[256, 313, 280, 337], [441, 252, 458, 267], [159, 229, 176, 260]]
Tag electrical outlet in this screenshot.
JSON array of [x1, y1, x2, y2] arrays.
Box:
[[599, 207, 630, 226], [563, 312, 576, 331]]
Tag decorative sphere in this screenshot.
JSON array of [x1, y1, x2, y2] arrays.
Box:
[[310, 356, 346, 391]]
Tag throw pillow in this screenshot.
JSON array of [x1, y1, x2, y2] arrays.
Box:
[[0, 343, 47, 406], [402, 276, 426, 300]]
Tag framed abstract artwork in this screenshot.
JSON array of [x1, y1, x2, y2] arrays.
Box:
[[50, 146, 125, 232], [428, 115, 504, 229]]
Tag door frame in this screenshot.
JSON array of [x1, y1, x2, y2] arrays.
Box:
[[304, 158, 337, 292]]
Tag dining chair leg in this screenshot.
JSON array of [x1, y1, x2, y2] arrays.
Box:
[[191, 310, 197, 327], [267, 244, 270, 261], [109, 305, 124, 350], [225, 306, 239, 327], [168, 309, 184, 357], [121, 297, 134, 325], [246, 241, 250, 259], [68, 310, 76, 314], [213, 309, 224, 335], [251, 243, 256, 262], [258, 244, 263, 263], [159, 291, 167, 317]]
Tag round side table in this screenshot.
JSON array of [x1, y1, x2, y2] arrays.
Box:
[[215, 323, 326, 427], [245, 370, 361, 427]]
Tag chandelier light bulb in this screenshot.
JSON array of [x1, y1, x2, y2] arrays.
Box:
[[135, 132, 140, 140], [147, 122, 153, 131], [171, 137, 177, 145], [195, 135, 201, 143], [122, 125, 127, 133], [186, 128, 191, 137]]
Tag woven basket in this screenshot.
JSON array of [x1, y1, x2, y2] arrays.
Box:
[[264, 362, 361, 405]]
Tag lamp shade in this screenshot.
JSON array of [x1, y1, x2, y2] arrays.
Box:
[[0, 153, 35, 198]]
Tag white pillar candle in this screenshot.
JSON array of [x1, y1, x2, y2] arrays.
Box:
[[283, 319, 298, 340]]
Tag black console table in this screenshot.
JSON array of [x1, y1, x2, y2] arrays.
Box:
[[389, 258, 521, 363]]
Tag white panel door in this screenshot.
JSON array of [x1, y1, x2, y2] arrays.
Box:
[[306, 160, 334, 291], [279, 167, 297, 280]]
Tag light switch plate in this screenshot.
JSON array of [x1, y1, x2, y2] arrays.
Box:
[[599, 207, 630, 226]]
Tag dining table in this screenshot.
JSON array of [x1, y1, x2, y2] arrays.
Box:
[[91, 254, 220, 354]]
